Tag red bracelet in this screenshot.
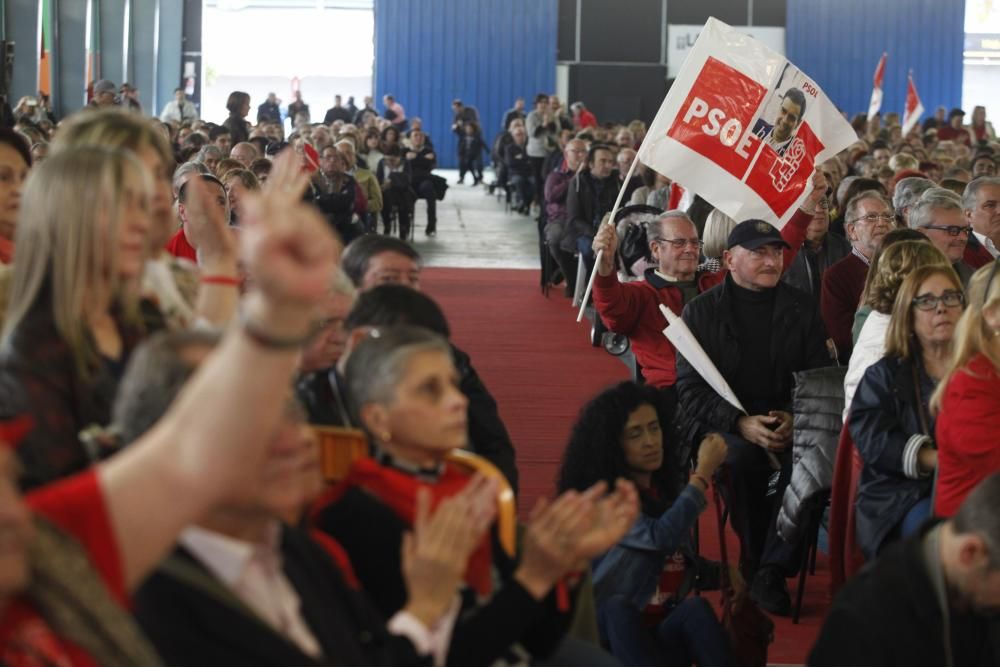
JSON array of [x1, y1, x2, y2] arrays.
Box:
[[200, 275, 241, 286], [690, 473, 710, 490]]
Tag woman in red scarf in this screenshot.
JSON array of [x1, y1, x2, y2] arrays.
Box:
[[313, 325, 638, 666]]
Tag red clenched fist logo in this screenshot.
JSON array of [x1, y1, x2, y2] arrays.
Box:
[[667, 57, 767, 180]]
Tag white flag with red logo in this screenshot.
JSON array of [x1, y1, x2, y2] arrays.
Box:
[[637, 17, 857, 228], [902, 72, 924, 136], [867, 53, 887, 121]]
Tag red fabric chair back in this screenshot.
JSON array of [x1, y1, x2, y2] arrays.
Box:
[[827, 424, 866, 595]]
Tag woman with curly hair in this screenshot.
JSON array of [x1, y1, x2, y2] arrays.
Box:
[[557, 381, 734, 667]]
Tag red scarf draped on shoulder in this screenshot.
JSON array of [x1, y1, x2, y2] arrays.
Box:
[[330, 457, 494, 597]]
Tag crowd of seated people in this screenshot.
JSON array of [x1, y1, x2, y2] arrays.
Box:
[[4, 77, 1000, 666]]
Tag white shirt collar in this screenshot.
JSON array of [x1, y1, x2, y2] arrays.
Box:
[[180, 522, 282, 588], [974, 230, 1000, 257]]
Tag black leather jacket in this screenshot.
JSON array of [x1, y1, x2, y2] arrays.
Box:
[[676, 275, 831, 444]]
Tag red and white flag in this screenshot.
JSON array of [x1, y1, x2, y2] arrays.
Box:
[[902, 72, 924, 136], [637, 18, 857, 228], [867, 52, 887, 121]]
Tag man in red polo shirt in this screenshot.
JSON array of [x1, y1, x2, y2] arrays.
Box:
[[165, 174, 230, 264]]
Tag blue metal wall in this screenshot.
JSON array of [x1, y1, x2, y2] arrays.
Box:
[[374, 0, 557, 168], [787, 0, 964, 121]]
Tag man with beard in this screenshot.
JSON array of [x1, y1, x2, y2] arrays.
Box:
[[821, 191, 893, 361]]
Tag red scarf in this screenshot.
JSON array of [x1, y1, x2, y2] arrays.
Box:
[[331, 457, 494, 596]]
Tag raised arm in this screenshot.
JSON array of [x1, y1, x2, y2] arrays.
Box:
[[100, 152, 341, 589]]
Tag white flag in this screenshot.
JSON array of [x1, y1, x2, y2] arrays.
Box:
[[867, 52, 887, 121], [637, 17, 857, 228]]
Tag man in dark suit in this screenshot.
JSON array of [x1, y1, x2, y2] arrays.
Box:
[[117, 331, 490, 667]]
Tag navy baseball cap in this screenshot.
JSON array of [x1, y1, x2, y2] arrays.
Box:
[[726, 219, 790, 251]]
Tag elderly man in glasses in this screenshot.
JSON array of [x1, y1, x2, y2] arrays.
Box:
[[821, 190, 894, 361], [591, 170, 828, 397], [909, 188, 976, 287]]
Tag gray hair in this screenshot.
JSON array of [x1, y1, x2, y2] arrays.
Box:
[[908, 187, 963, 230], [702, 209, 737, 259], [892, 177, 935, 212], [845, 190, 892, 225], [836, 176, 859, 209], [196, 144, 223, 163], [344, 325, 452, 430], [172, 160, 208, 194], [644, 210, 693, 243], [112, 330, 222, 446], [962, 176, 1000, 211]]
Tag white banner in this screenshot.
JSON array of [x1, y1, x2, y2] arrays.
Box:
[[667, 24, 785, 79], [640, 18, 857, 228]]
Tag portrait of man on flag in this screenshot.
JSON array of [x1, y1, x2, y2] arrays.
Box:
[[753, 84, 808, 157]]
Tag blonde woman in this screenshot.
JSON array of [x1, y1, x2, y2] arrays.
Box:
[[843, 241, 949, 419], [53, 109, 239, 330], [932, 261, 1000, 516], [0, 147, 152, 489]]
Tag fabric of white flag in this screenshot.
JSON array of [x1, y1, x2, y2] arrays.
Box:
[[867, 52, 887, 121], [902, 73, 925, 136], [637, 17, 857, 228]]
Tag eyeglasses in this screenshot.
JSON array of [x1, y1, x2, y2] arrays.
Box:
[[912, 290, 965, 311], [920, 224, 973, 237], [848, 213, 895, 225], [655, 238, 704, 250]]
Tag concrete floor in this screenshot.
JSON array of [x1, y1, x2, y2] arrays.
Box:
[[409, 169, 541, 270]]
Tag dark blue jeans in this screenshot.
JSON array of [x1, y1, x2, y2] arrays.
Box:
[[598, 594, 734, 667]]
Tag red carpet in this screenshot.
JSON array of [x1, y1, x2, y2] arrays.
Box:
[[424, 266, 826, 665]]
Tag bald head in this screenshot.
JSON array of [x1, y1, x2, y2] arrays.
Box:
[[230, 142, 258, 168]]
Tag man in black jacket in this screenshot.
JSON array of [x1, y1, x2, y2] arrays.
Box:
[[257, 92, 282, 124], [405, 129, 439, 236], [323, 95, 353, 125], [677, 219, 831, 616], [809, 473, 1000, 667], [566, 143, 618, 264]]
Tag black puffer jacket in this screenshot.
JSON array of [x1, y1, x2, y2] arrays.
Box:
[[676, 275, 832, 445], [848, 355, 936, 560], [777, 365, 847, 543]]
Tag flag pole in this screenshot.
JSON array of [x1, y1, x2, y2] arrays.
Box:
[[575, 150, 642, 323]]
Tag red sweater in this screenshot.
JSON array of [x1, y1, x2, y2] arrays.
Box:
[[165, 227, 198, 263], [592, 208, 811, 387], [964, 238, 994, 270], [820, 252, 868, 359], [594, 269, 724, 387], [934, 353, 1000, 517]]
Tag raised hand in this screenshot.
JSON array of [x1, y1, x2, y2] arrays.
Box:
[[592, 223, 619, 276], [570, 479, 640, 561], [401, 475, 499, 625], [514, 490, 594, 599], [183, 177, 237, 269], [240, 149, 340, 337]]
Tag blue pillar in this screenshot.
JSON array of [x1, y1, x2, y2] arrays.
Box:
[[98, 0, 125, 85], [6, 0, 40, 102], [53, 0, 88, 116], [155, 0, 183, 115]]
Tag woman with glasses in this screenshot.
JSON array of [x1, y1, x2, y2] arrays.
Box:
[[932, 261, 1000, 516], [849, 265, 965, 559], [843, 241, 949, 419]]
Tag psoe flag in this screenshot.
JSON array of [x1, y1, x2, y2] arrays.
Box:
[[638, 17, 857, 228]]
